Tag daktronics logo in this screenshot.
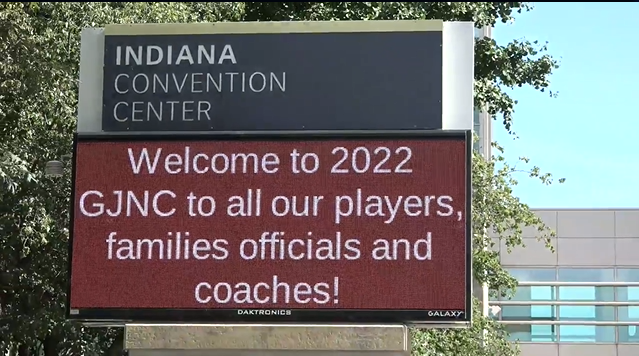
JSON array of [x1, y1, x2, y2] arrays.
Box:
[[68, 133, 470, 323], [238, 309, 292, 316]]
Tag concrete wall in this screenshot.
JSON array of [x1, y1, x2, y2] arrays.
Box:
[[498, 209, 639, 267], [124, 324, 409, 356]]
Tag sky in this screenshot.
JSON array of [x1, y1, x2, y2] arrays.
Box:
[[492, 2, 639, 208]]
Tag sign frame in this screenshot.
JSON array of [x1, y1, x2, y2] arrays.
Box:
[[67, 129, 472, 326], [77, 20, 475, 133]]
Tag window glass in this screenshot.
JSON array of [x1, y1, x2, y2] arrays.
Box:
[[556, 269, 615, 342], [558, 268, 614, 282], [502, 268, 557, 342], [508, 268, 556, 302], [500, 268, 624, 343], [473, 109, 480, 126], [559, 286, 614, 301], [510, 268, 557, 282], [559, 306, 614, 321], [473, 134, 480, 152], [473, 109, 481, 152], [558, 268, 614, 302], [617, 268, 639, 343], [506, 324, 556, 342], [559, 326, 615, 343], [617, 268, 639, 282]]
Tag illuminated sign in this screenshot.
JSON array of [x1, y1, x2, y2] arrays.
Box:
[[68, 131, 471, 324]]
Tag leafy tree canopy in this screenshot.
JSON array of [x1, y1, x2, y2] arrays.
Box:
[[0, 2, 561, 355]]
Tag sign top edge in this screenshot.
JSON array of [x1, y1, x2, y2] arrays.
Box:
[[102, 20, 443, 36]]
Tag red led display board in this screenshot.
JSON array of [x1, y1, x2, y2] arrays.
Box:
[[68, 131, 471, 325]]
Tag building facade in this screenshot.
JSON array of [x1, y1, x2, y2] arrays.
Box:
[[472, 26, 638, 356], [492, 209, 639, 356]]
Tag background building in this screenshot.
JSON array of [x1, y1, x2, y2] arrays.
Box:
[[491, 209, 639, 356], [473, 25, 639, 356]]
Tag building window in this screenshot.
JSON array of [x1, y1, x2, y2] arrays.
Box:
[[473, 109, 481, 153], [557, 268, 615, 343], [502, 268, 557, 342], [617, 268, 639, 343], [498, 267, 639, 343], [499, 268, 623, 343], [473, 26, 489, 155]]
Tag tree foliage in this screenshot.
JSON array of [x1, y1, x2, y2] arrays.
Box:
[[0, 2, 561, 355]]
